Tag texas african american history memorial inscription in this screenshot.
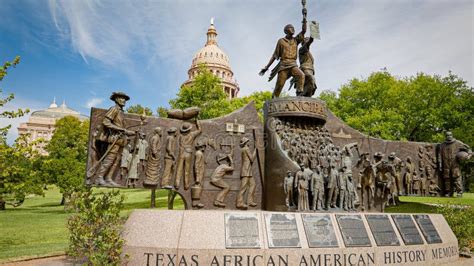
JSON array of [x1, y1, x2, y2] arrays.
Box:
[[84, 1, 470, 265]]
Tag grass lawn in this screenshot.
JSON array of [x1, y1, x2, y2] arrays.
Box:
[[386, 193, 474, 213], [0, 186, 182, 262], [0, 187, 471, 262]]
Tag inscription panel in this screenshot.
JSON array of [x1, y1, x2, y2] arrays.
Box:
[[266, 98, 327, 120], [225, 213, 260, 248], [365, 215, 400, 246], [391, 215, 424, 245], [264, 213, 301, 248], [336, 215, 371, 247], [414, 215, 442, 244], [302, 214, 338, 248]]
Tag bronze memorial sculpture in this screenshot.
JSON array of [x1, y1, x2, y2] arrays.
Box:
[[86, 92, 264, 210], [85, 2, 468, 264]]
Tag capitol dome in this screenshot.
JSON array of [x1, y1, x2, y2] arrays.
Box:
[[31, 99, 88, 120], [183, 20, 240, 99]]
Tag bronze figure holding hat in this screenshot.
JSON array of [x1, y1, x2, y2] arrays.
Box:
[[175, 121, 202, 190]]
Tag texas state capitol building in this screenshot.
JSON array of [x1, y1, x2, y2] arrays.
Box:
[[182, 20, 240, 99], [17, 99, 88, 153]]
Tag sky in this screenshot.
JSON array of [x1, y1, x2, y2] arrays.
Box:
[[1, 0, 473, 143]]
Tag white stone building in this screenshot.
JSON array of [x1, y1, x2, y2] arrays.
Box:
[[17, 99, 88, 153]]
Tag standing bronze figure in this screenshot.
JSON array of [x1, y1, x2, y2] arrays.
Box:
[[236, 137, 257, 210], [284, 170, 295, 209], [297, 36, 316, 97], [299, 178, 310, 211], [437, 131, 472, 197], [191, 139, 207, 208], [260, 13, 307, 98], [161, 127, 177, 189], [310, 166, 324, 210], [388, 152, 403, 195], [88, 92, 135, 187], [175, 121, 202, 190], [404, 156, 416, 195], [144, 127, 162, 186]]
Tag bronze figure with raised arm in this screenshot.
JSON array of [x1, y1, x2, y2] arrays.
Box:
[[260, 15, 307, 98]]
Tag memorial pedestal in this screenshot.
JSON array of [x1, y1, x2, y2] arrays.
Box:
[[123, 210, 459, 265]]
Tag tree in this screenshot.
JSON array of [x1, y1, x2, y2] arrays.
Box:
[[68, 189, 125, 265], [168, 66, 232, 119], [156, 106, 168, 118], [42, 116, 89, 205], [0, 135, 43, 210], [229, 91, 272, 121], [126, 104, 153, 116], [321, 70, 474, 191], [320, 70, 473, 145], [0, 57, 41, 210], [1, 56, 29, 140], [161, 66, 272, 120]]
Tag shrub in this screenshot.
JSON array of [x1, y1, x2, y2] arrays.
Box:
[[437, 205, 474, 251], [67, 189, 125, 265]]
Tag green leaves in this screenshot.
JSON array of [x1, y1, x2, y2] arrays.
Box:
[[126, 104, 153, 116], [321, 71, 473, 146], [42, 116, 89, 202], [0, 57, 40, 209], [169, 66, 231, 120], [0, 135, 44, 209], [68, 189, 125, 265], [164, 66, 272, 120], [1, 57, 29, 141]]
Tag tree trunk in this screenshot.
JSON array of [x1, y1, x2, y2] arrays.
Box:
[[0, 199, 5, 210], [60, 195, 65, 206], [150, 189, 156, 208]]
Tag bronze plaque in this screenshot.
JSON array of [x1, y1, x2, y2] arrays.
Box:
[[336, 215, 371, 247], [225, 213, 261, 248], [302, 214, 338, 248], [414, 215, 442, 244], [264, 213, 301, 248], [391, 215, 424, 245], [366, 215, 400, 246]]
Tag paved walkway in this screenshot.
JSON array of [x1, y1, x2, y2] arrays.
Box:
[[1, 256, 75, 266]]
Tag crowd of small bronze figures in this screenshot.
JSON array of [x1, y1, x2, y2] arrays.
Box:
[[274, 117, 471, 212], [87, 92, 259, 210]]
